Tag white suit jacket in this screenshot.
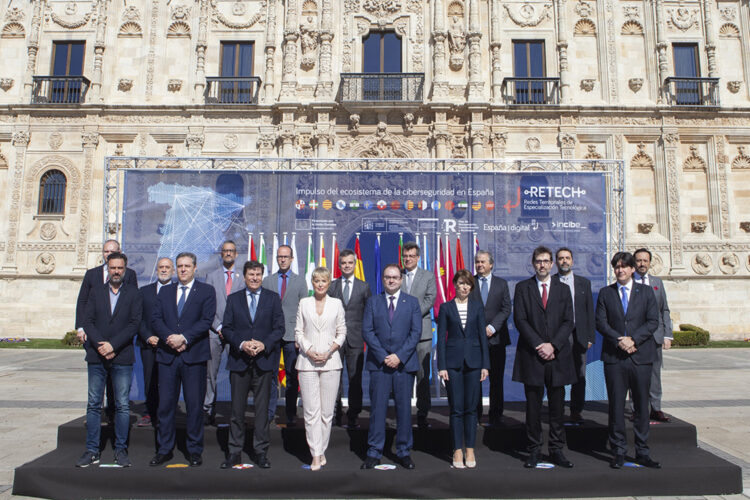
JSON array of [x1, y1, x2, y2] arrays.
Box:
[[294, 296, 347, 371]]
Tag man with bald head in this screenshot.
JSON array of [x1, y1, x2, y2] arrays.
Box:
[[136, 257, 174, 428]]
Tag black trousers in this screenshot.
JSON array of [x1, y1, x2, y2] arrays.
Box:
[[140, 346, 159, 420], [523, 364, 566, 453], [604, 358, 652, 456], [228, 365, 273, 456], [336, 343, 365, 421], [415, 339, 432, 419], [569, 343, 587, 414], [478, 343, 506, 422]]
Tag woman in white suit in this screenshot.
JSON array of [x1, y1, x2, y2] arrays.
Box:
[[295, 266, 347, 471]]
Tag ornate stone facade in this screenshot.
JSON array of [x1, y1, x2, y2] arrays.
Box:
[[0, 0, 749, 337]]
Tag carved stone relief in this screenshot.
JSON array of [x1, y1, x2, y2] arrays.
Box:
[[24, 155, 81, 215], [621, 19, 644, 34], [503, 3, 552, 27], [574, 0, 593, 18], [447, 3, 466, 71], [727, 81, 742, 93], [48, 132, 63, 151], [574, 18, 596, 35], [1, 21, 24, 38], [300, 14, 319, 70], [45, 2, 93, 29], [718, 252, 740, 275], [683, 145, 706, 170], [211, 0, 265, 29], [224, 134, 239, 151], [630, 143, 654, 168], [666, 6, 699, 31], [731, 147, 750, 169], [0, 78, 13, 91], [650, 253, 664, 275], [119, 6, 142, 37], [118, 79, 133, 92], [40, 222, 57, 241], [628, 78, 644, 92], [719, 23, 740, 37], [340, 122, 427, 158], [526, 137, 541, 152], [35, 252, 55, 274], [691, 252, 712, 274], [580, 79, 596, 91]]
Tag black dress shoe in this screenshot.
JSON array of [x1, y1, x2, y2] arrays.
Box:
[[569, 411, 583, 423], [416, 417, 431, 429], [204, 412, 216, 426], [189, 454, 203, 467], [255, 453, 271, 469], [361, 456, 380, 469], [221, 453, 241, 469], [149, 452, 173, 466], [398, 455, 415, 469], [650, 410, 671, 423], [610, 454, 625, 469], [549, 451, 574, 468], [635, 455, 661, 468], [524, 452, 540, 468]]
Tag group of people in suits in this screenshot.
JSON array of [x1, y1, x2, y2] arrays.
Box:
[[73, 237, 671, 472]]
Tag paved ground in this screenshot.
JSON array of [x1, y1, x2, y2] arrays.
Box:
[[0, 347, 748, 500]]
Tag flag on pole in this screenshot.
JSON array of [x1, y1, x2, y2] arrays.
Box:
[[473, 233, 479, 274], [374, 234, 382, 295], [354, 233, 366, 282], [445, 234, 455, 301], [332, 234, 341, 279], [421, 233, 427, 269], [278, 352, 287, 387], [455, 234, 465, 271], [398, 233, 404, 269], [305, 233, 315, 296], [271, 233, 280, 274], [282, 232, 288, 245], [433, 234, 446, 316], [290, 233, 299, 275], [248, 234, 257, 262], [319, 233, 327, 269], [259, 233, 268, 277]]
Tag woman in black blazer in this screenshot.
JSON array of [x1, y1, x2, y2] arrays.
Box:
[[437, 269, 490, 469]]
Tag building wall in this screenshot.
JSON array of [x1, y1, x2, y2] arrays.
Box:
[[0, 0, 749, 338]]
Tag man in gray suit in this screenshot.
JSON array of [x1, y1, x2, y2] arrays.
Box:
[[262, 244, 308, 426], [400, 241, 437, 428], [203, 240, 245, 425], [634, 248, 673, 422], [329, 249, 372, 429]]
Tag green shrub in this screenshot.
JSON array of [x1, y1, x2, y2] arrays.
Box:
[[679, 323, 709, 336], [673, 328, 710, 346], [62, 330, 82, 347]]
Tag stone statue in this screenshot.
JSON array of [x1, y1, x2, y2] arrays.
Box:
[[300, 17, 319, 70], [448, 15, 466, 71]]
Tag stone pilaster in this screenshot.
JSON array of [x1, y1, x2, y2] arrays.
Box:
[[316, 0, 334, 98], [466, 0, 483, 101], [24, 0, 44, 99], [491, 131, 507, 158], [661, 132, 685, 273], [77, 132, 99, 271], [702, 0, 717, 77], [555, 0, 570, 103], [432, 0, 449, 99], [653, 0, 669, 103], [489, 0, 502, 103], [194, 0, 210, 101], [3, 131, 30, 271], [558, 132, 576, 159], [90, 0, 109, 102], [280, 0, 299, 100], [263, 0, 278, 102]]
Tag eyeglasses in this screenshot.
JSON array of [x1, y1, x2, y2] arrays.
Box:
[[383, 275, 402, 281], [533, 259, 552, 265]]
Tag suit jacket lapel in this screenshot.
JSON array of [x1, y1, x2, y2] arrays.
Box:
[[530, 278, 544, 311]]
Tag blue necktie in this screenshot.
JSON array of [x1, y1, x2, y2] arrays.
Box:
[[620, 286, 628, 315], [388, 296, 395, 322], [480, 277, 489, 306], [177, 285, 188, 317], [249, 292, 257, 321]]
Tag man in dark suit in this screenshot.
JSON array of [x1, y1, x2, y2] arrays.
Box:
[[361, 264, 422, 470], [596, 251, 661, 469], [328, 249, 372, 429], [76, 252, 142, 468], [400, 242, 437, 428], [512, 246, 576, 469], [203, 241, 245, 426], [150, 252, 216, 467], [262, 244, 308, 426], [221, 260, 284, 469], [136, 257, 174, 428], [470, 250, 511, 427], [553, 247, 595, 422], [634, 248, 673, 423], [75, 239, 138, 424]]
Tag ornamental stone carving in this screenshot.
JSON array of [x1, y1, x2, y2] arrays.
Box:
[[719, 6, 736, 21], [342, 122, 427, 158], [718, 253, 739, 275], [631, 143, 654, 169], [731, 147, 750, 169], [171, 5, 191, 20], [167, 79, 182, 92], [212, 1, 265, 29], [692, 252, 712, 275], [580, 79, 595, 92], [403, 112, 414, 134], [683, 145, 706, 170], [40, 223, 57, 241], [47, 3, 93, 29], [574, 0, 593, 18], [0, 78, 13, 91], [727, 81, 742, 94], [35, 252, 55, 274], [526, 137, 541, 152], [691, 221, 708, 233], [24, 155, 81, 214], [667, 7, 699, 31], [623, 6, 640, 20], [4, 6, 24, 22], [82, 132, 99, 147], [650, 254, 664, 276], [186, 134, 205, 150], [740, 221, 750, 233], [233, 1, 247, 15], [299, 18, 319, 70], [504, 3, 552, 27], [12, 131, 30, 147], [638, 222, 654, 234], [558, 133, 576, 149], [349, 114, 360, 133], [447, 14, 466, 71], [719, 23, 740, 37], [224, 134, 239, 151], [363, 0, 402, 18], [628, 78, 644, 93], [118, 79, 133, 92], [48, 132, 63, 150]]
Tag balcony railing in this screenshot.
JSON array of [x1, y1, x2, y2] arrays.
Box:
[[501, 77, 560, 105], [665, 77, 720, 106], [205, 77, 261, 104], [339, 73, 424, 103], [32, 76, 90, 104]]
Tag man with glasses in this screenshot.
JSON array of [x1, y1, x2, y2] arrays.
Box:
[[512, 246, 576, 469], [361, 264, 422, 469], [262, 244, 308, 426], [202, 241, 245, 426]]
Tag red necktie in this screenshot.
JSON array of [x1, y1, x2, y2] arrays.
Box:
[[281, 273, 287, 299], [225, 271, 232, 296], [541, 283, 548, 309]]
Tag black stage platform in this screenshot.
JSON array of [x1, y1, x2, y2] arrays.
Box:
[[14, 401, 742, 499]]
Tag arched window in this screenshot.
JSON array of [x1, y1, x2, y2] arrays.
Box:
[[38, 169, 66, 214]]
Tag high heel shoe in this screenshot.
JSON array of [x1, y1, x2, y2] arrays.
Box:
[[452, 451, 465, 469], [310, 457, 321, 471], [320, 455, 327, 467], [465, 449, 476, 468]]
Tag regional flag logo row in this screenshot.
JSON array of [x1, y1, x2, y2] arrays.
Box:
[[295, 199, 497, 211]]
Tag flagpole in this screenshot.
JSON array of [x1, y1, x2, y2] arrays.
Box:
[[248, 233, 253, 262]]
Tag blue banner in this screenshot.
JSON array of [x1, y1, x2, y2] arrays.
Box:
[[123, 169, 609, 402]]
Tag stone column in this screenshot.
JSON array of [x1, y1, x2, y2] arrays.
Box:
[[555, 0, 570, 103], [490, 0, 502, 102], [653, 0, 669, 103], [186, 133, 204, 156], [263, 0, 278, 103], [195, 0, 210, 102], [77, 132, 100, 271], [702, 0, 717, 77], [432, 0, 449, 98], [710, 136, 730, 238], [23, 0, 44, 99], [280, 0, 299, 100], [2, 131, 30, 271], [467, 0, 484, 101], [491, 131, 507, 158], [279, 131, 296, 157], [145, 0, 160, 101], [257, 132, 277, 156], [661, 132, 685, 273], [316, 0, 334, 98], [90, 0, 109, 103], [558, 132, 576, 159]]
